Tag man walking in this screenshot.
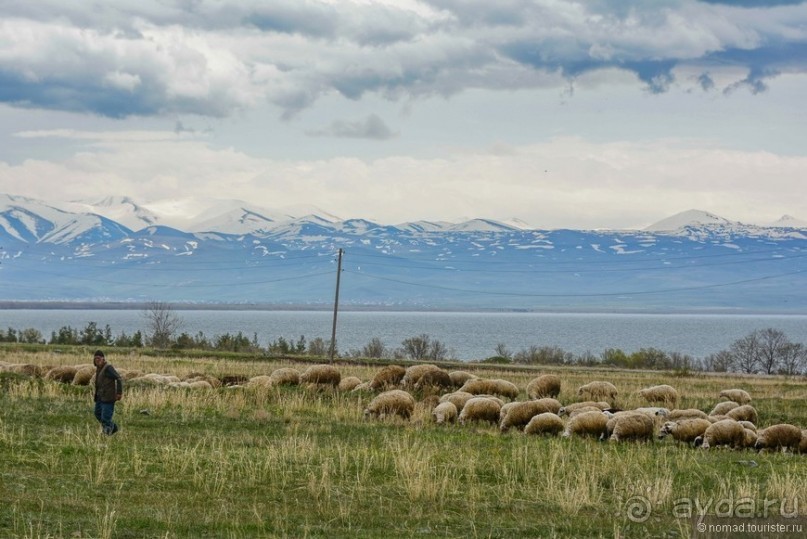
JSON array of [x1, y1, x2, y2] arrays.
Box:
[[93, 350, 123, 435]]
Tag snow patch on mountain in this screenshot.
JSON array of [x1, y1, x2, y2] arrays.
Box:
[[644, 209, 735, 232]]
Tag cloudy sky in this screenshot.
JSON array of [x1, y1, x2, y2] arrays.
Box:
[[1, 0, 806, 229]]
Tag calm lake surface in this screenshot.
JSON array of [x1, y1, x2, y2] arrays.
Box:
[[2, 309, 807, 361]]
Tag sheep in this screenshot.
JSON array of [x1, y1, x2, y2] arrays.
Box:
[[665, 409, 709, 421], [268, 368, 300, 386], [45, 365, 78, 384], [562, 410, 609, 438], [567, 406, 607, 418], [350, 381, 373, 393], [709, 401, 739, 416], [719, 388, 752, 405], [219, 375, 249, 386], [72, 365, 96, 386], [694, 419, 746, 449], [604, 412, 655, 442], [638, 384, 678, 406], [300, 364, 341, 387], [459, 397, 502, 425], [363, 390, 416, 420], [449, 370, 477, 388], [499, 401, 518, 422], [370, 365, 406, 390], [526, 374, 561, 399], [6, 364, 44, 377], [499, 399, 562, 432], [432, 401, 458, 425], [184, 373, 222, 388], [742, 428, 758, 449], [577, 381, 618, 403], [658, 419, 713, 444], [754, 424, 803, 452], [459, 378, 519, 400], [558, 401, 611, 416], [799, 430, 807, 454], [439, 391, 475, 413], [524, 413, 565, 436], [338, 376, 363, 392], [419, 394, 441, 410], [246, 375, 274, 388], [401, 364, 443, 388], [737, 421, 757, 432], [187, 380, 213, 390], [725, 405, 758, 424]]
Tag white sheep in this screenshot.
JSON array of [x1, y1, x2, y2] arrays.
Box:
[[725, 405, 758, 424], [754, 424, 803, 452], [526, 374, 561, 399], [799, 430, 807, 454], [300, 364, 341, 387], [604, 412, 655, 442], [524, 413, 565, 436], [72, 365, 97, 386], [737, 420, 756, 432], [338, 376, 363, 392], [499, 399, 561, 432], [665, 409, 709, 421], [458, 397, 502, 425], [439, 391, 476, 413], [742, 428, 758, 449], [246, 375, 274, 388], [577, 381, 618, 403], [562, 410, 609, 438], [45, 365, 78, 384], [363, 390, 416, 420], [695, 419, 746, 449], [187, 380, 213, 390], [432, 401, 458, 425], [719, 388, 752, 405], [400, 364, 443, 388], [709, 401, 739, 416], [638, 384, 678, 406], [557, 401, 609, 416], [658, 418, 713, 444], [459, 378, 519, 400], [414, 369, 453, 391]]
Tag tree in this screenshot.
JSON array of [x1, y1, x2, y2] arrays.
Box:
[[143, 301, 182, 349], [362, 337, 386, 359], [778, 342, 806, 376], [730, 332, 760, 374], [755, 328, 790, 375], [494, 343, 512, 360], [402, 334, 431, 361]]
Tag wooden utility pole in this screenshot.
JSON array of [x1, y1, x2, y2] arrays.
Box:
[[329, 248, 343, 362]]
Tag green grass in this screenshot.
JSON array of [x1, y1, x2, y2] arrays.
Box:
[[1, 351, 805, 538]]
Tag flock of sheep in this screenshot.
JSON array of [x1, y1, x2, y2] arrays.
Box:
[[2, 359, 806, 453]]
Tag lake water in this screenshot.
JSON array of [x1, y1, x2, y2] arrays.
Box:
[[2, 309, 807, 361]]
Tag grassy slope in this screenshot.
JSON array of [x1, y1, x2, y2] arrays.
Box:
[[1, 349, 805, 539]]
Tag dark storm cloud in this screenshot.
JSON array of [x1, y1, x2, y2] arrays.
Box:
[[0, 0, 805, 118]]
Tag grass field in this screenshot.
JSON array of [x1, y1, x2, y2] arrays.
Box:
[[1, 348, 805, 538]]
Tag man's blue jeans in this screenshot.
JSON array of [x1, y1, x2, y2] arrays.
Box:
[[94, 401, 118, 435]]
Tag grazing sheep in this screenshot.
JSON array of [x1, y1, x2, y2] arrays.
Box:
[[799, 430, 807, 454], [738, 421, 757, 432], [351, 381, 373, 393], [524, 413, 565, 436], [269, 368, 301, 386], [558, 401, 611, 416], [338, 376, 363, 392], [459, 378, 519, 400], [45, 365, 78, 384], [709, 401, 739, 416], [219, 375, 249, 386], [562, 410, 609, 438], [184, 373, 222, 388], [634, 407, 669, 418], [246, 375, 274, 388], [499, 401, 518, 422], [70, 365, 96, 386], [577, 381, 618, 403], [500, 399, 562, 432], [370, 365, 406, 390], [363, 390, 416, 420], [7, 364, 44, 377], [432, 401, 458, 425], [459, 397, 502, 425], [695, 419, 746, 449], [719, 388, 752, 405], [449, 370, 477, 388], [665, 409, 709, 421], [401, 364, 443, 388], [742, 428, 758, 449], [638, 384, 678, 406], [526, 374, 561, 399], [300, 364, 341, 387], [439, 391, 476, 413], [754, 424, 803, 452], [725, 405, 758, 424], [188, 380, 213, 390], [605, 412, 655, 442], [168, 381, 191, 389], [414, 369, 453, 391], [658, 419, 713, 444], [419, 394, 441, 410], [567, 406, 607, 418]]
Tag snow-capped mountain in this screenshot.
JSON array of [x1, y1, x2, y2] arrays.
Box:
[[0, 194, 805, 311]]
